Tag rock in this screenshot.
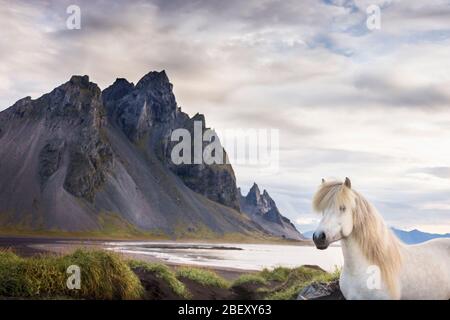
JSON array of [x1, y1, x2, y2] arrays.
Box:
[[102, 78, 134, 103], [46, 75, 113, 202], [240, 183, 304, 240], [297, 280, 345, 300], [38, 138, 65, 186]]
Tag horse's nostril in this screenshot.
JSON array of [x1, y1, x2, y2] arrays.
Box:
[[313, 231, 326, 242]]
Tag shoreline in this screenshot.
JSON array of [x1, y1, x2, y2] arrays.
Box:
[[0, 236, 341, 277], [0, 237, 275, 280], [0, 233, 314, 246]]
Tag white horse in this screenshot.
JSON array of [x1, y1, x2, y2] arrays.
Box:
[[312, 178, 450, 300]]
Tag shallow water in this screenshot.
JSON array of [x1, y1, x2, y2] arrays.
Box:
[[104, 241, 343, 272]]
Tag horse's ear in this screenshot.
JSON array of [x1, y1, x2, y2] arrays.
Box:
[[321, 178, 326, 184], [344, 177, 351, 189]]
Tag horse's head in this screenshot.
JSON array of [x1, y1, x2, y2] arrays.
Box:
[[311, 177, 356, 250]]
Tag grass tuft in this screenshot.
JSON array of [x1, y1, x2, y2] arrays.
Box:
[[128, 260, 190, 298], [0, 249, 143, 299], [232, 274, 268, 287], [176, 267, 230, 289], [259, 266, 292, 282]]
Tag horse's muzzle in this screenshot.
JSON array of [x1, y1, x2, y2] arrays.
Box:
[[313, 231, 329, 250]]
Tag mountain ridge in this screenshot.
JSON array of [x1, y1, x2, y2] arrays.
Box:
[[0, 71, 302, 240]]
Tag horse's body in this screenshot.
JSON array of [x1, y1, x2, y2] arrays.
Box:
[[340, 237, 450, 300], [312, 178, 450, 300]]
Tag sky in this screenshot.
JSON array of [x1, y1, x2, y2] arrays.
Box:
[[1, 0, 450, 233]]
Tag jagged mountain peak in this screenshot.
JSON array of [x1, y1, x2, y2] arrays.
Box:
[[63, 75, 102, 98], [191, 112, 205, 122], [136, 70, 171, 90], [2, 76, 103, 123], [240, 182, 303, 240], [103, 78, 135, 103], [103, 70, 178, 142], [246, 183, 261, 205], [69, 75, 90, 86], [248, 182, 260, 194], [55, 75, 101, 98]]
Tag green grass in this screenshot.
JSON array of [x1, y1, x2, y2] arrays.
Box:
[[128, 260, 190, 298], [176, 267, 230, 289], [0, 249, 143, 299], [232, 274, 268, 287], [259, 266, 292, 282]]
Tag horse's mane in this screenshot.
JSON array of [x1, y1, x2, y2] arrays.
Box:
[[313, 181, 403, 297]]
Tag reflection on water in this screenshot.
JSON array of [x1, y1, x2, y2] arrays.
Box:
[[105, 242, 343, 272]]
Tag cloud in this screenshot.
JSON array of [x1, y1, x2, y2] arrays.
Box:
[[1, 0, 450, 233], [354, 73, 450, 108], [412, 167, 450, 179]]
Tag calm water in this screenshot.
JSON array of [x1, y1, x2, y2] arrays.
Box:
[[104, 242, 343, 272]]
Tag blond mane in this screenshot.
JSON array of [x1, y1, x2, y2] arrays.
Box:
[[313, 181, 403, 298]]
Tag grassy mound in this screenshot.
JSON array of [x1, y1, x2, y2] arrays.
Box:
[[0, 249, 143, 299]]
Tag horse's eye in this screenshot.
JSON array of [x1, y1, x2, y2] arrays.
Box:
[[339, 205, 346, 212]]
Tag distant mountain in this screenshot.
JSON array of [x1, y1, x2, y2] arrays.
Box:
[[302, 228, 449, 245], [392, 228, 450, 244], [0, 71, 286, 239], [302, 230, 315, 239], [239, 183, 304, 240]]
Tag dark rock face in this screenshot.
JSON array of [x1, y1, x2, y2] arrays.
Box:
[[2, 75, 113, 202], [103, 71, 177, 142], [38, 139, 65, 186], [44, 76, 113, 202], [103, 70, 240, 210], [63, 133, 113, 202], [240, 183, 304, 240]]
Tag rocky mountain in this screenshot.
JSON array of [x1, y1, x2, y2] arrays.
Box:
[[239, 183, 304, 240], [0, 70, 300, 240]]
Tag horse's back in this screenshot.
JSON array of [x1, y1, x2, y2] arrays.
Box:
[[401, 238, 450, 299]]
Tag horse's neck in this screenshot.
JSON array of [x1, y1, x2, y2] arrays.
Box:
[[341, 236, 370, 273]]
